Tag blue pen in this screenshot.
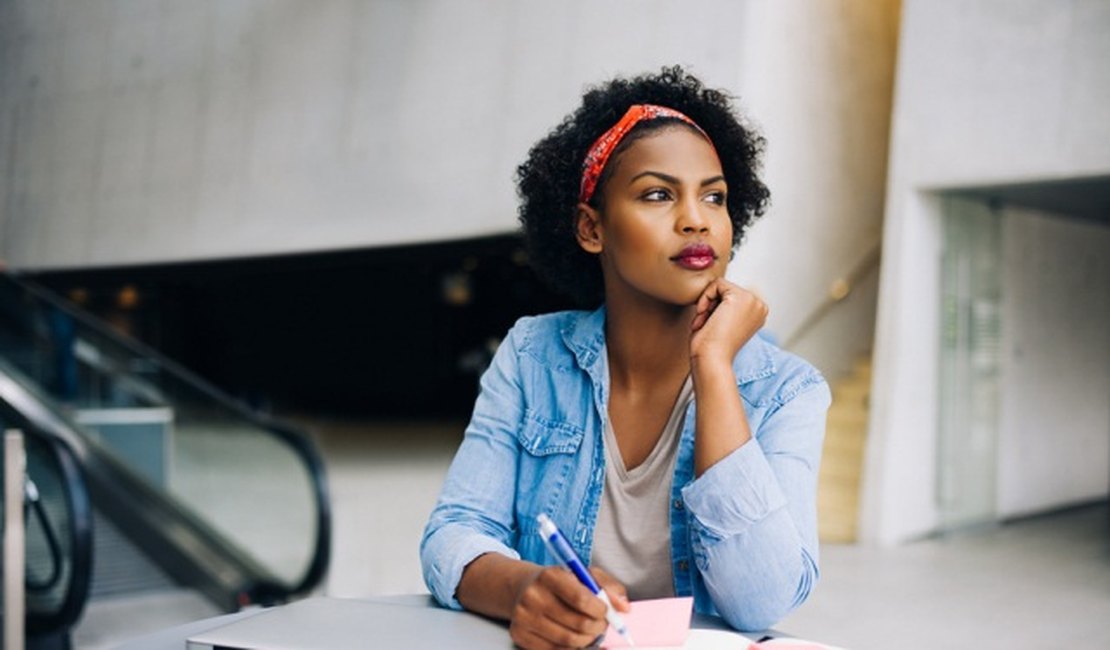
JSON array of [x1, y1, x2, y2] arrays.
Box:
[[536, 513, 635, 646]]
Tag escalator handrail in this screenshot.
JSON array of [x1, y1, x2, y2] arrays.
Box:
[[6, 421, 94, 636], [1, 272, 331, 601], [251, 418, 332, 597], [0, 364, 286, 610]]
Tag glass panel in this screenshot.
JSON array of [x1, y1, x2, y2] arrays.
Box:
[[0, 276, 321, 587], [938, 196, 1002, 530]]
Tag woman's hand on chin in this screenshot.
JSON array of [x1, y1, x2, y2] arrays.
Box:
[[689, 278, 768, 366]]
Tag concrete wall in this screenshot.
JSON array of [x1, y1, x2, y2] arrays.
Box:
[[997, 207, 1110, 519], [863, 0, 1110, 544], [0, 0, 899, 379], [729, 1, 897, 377]]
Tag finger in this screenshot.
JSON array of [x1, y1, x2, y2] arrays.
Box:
[[512, 625, 576, 650], [693, 283, 719, 325], [589, 568, 630, 612], [528, 595, 606, 649], [690, 310, 708, 332], [540, 607, 607, 646], [514, 592, 600, 650], [539, 569, 608, 620], [696, 280, 721, 314], [537, 591, 607, 638], [692, 293, 720, 333], [715, 277, 741, 293]]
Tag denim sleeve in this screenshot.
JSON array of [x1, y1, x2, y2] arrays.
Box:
[[420, 325, 527, 610], [680, 376, 831, 631]]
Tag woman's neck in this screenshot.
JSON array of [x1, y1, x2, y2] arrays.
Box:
[[604, 291, 694, 392]]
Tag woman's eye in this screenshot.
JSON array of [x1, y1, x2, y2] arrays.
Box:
[[704, 191, 727, 205], [642, 189, 672, 201]]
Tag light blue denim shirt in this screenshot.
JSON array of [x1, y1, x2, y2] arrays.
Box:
[[420, 306, 831, 631]]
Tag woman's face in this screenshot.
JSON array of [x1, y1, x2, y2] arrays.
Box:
[[578, 125, 732, 308]]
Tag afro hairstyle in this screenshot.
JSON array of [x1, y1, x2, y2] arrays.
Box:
[[515, 65, 770, 308]]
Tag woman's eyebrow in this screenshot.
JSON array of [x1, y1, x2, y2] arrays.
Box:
[[629, 170, 680, 185], [629, 171, 726, 187]]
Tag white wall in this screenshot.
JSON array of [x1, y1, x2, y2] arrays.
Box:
[[863, 0, 1110, 544], [0, 0, 899, 379], [731, 1, 897, 375], [997, 207, 1110, 518], [0, 0, 752, 267]]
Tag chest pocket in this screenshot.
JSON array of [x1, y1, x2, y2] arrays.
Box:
[[518, 412, 586, 456], [515, 413, 589, 564]]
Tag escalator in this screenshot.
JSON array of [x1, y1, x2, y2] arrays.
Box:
[[0, 271, 331, 646], [0, 416, 92, 649]]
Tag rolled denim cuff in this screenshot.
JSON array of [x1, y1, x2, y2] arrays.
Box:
[[425, 524, 521, 610], [680, 439, 788, 542]]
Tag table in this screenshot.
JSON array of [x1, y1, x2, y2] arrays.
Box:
[[113, 593, 765, 650]]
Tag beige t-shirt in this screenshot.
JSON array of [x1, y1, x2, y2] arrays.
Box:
[[590, 376, 694, 601]]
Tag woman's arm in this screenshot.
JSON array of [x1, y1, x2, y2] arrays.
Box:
[[685, 279, 829, 630], [688, 278, 767, 475], [420, 325, 527, 610], [681, 380, 830, 630], [420, 321, 629, 648]]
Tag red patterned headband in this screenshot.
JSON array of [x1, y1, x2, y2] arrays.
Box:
[[578, 104, 713, 204]]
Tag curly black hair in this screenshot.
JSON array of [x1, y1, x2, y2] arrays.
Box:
[[516, 65, 770, 308]]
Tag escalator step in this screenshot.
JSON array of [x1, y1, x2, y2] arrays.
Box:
[[89, 509, 177, 599]]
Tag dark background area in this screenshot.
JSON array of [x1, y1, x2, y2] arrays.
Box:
[[29, 234, 575, 418]]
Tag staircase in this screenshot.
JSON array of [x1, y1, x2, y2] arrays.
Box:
[[817, 356, 871, 544]]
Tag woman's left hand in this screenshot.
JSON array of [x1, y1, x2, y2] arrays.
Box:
[[690, 278, 768, 365]]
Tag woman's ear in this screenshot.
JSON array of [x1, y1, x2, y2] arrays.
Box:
[[575, 204, 603, 254]]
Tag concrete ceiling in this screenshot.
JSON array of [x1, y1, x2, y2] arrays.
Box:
[[949, 175, 1110, 226]]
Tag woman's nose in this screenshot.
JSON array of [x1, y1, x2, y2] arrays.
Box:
[[677, 197, 710, 233]]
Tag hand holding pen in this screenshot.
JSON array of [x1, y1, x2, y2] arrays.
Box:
[[536, 514, 635, 646]]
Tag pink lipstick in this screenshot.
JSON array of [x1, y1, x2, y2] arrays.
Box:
[[671, 243, 717, 270]]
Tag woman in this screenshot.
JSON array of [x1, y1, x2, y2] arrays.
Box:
[[421, 66, 830, 649]]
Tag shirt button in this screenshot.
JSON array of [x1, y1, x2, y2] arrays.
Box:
[[678, 560, 689, 572], [673, 498, 684, 510]]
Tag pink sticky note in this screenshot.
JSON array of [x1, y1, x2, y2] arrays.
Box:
[[601, 596, 693, 648]]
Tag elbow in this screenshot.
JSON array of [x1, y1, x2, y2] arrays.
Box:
[[418, 519, 439, 586], [712, 550, 819, 632], [722, 608, 786, 634], [716, 591, 796, 633], [418, 529, 442, 603], [419, 522, 459, 610]]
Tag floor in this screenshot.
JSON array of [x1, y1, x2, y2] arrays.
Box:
[[778, 504, 1110, 649], [73, 417, 1110, 650]]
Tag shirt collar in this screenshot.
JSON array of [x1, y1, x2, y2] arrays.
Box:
[[561, 305, 608, 373]]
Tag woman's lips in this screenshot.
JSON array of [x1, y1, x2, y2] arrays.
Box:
[[671, 243, 717, 270]]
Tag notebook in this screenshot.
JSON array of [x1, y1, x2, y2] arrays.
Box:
[[185, 597, 510, 649]]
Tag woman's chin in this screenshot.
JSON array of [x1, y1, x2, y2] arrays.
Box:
[[667, 287, 710, 309]]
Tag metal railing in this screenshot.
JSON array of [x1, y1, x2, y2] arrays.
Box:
[[782, 244, 883, 350], [1, 420, 93, 648], [0, 271, 331, 614]]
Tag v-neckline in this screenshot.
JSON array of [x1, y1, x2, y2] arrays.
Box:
[[605, 375, 693, 478]]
